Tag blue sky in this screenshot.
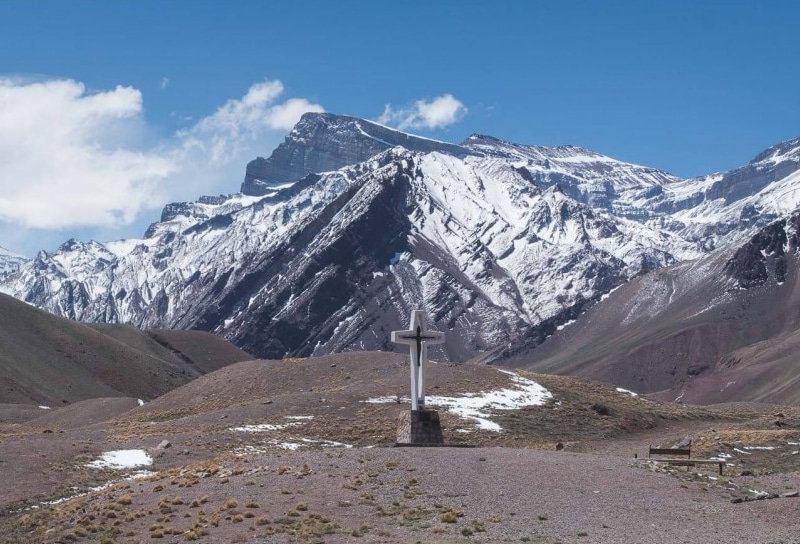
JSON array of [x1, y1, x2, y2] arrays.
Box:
[[0, 0, 799, 256]]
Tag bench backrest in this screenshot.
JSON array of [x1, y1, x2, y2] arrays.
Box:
[[648, 447, 691, 458]]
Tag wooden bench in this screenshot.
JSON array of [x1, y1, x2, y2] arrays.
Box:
[[648, 447, 691, 459], [647, 446, 725, 475]]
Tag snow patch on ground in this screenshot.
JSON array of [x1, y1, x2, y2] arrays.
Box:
[[230, 416, 314, 433], [230, 422, 303, 433], [26, 470, 155, 511], [229, 416, 348, 452], [365, 369, 552, 432], [749, 489, 772, 499], [233, 437, 352, 455], [556, 319, 576, 331], [615, 387, 639, 397], [87, 450, 153, 469]]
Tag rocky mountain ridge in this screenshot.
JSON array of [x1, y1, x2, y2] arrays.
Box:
[[0, 245, 27, 274], [241, 112, 471, 196], [1, 113, 799, 362]]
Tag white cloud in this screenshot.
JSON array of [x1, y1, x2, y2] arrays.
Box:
[[267, 97, 326, 131], [160, 77, 169, 90], [178, 80, 323, 166], [0, 77, 324, 251], [378, 93, 467, 131], [0, 79, 174, 229]]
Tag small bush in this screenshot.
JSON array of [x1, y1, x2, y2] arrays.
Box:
[[440, 511, 461, 523]]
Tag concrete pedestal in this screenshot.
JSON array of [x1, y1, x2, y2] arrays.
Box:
[[396, 409, 444, 445]]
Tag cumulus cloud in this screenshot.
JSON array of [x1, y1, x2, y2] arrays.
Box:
[[378, 93, 467, 131], [0, 77, 324, 244], [0, 79, 174, 229], [177, 80, 323, 166]]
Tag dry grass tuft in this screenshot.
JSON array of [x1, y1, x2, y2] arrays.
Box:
[[116, 495, 133, 505], [440, 509, 464, 523]]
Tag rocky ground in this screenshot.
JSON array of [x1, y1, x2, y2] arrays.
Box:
[[1, 352, 799, 543]]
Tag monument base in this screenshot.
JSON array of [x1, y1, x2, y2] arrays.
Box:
[[396, 409, 444, 445]]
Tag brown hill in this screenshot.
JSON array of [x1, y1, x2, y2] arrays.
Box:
[[111, 351, 752, 455], [21, 397, 141, 430], [0, 292, 251, 406]]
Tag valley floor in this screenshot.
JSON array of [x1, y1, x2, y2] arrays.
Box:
[[1, 355, 799, 543], [2, 440, 799, 544]]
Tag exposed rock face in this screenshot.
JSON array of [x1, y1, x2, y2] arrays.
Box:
[[724, 218, 794, 288], [241, 112, 471, 195], [199, 157, 416, 358]]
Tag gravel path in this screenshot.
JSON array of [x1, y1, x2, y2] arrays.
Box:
[[241, 447, 800, 544]]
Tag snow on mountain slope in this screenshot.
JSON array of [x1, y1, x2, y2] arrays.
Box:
[[511, 211, 800, 405], [0, 246, 28, 274], [647, 138, 800, 249], [462, 134, 682, 219], [1, 158, 375, 326], [407, 152, 701, 324], [1, 113, 799, 362]]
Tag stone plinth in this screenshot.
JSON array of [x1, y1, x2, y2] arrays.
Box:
[[396, 409, 444, 445]]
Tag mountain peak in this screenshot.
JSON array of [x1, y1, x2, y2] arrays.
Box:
[[462, 133, 502, 144], [241, 112, 470, 196], [750, 136, 800, 165]]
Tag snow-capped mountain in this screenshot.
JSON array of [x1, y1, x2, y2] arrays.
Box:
[[0, 246, 28, 274], [1, 113, 799, 361]]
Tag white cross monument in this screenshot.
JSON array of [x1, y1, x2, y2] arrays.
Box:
[[391, 310, 444, 411]]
